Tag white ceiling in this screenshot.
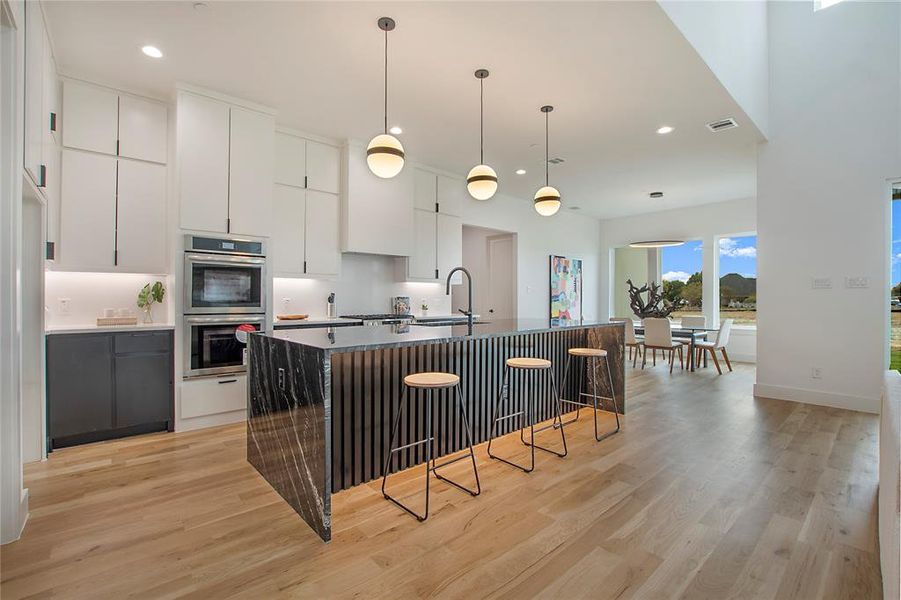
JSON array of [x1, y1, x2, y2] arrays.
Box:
[[44, 1, 762, 219]]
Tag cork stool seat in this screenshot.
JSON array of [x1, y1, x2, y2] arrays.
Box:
[[568, 347, 606, 357], [506, 357, 552, 369], [487, 356, 567, 473], [382, 371, 480, 522], [404, 372, 460, 389], [559, 345, 621, 442]]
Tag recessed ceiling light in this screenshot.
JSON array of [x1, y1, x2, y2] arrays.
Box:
[[656, 126, 674, 135], [389, 126, 403, 135], [515, 169, 526, 175], [141, 45, 163, 58]]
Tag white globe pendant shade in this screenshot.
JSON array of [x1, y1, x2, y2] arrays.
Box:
[[367, 133, 405, 178], [534, 186, 561, 216], [466, 164, 498, 200]]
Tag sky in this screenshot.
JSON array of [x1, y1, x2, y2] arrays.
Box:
[[661, 235, 757, 283], [893, 200, 901, 286]]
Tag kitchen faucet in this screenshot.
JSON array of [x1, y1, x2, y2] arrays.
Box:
[[445, 267, 474, 329]]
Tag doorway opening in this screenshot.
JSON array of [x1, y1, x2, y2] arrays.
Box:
[[453, 226, 517, 320]]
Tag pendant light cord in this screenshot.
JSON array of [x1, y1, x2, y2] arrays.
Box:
[[383, 28, 388, 134], [480, 78, 484, 164], [545, 110, 549, 186]]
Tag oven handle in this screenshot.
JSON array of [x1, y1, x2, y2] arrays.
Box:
[[184, 315, 266, 325], [185, 252, 266, 266]]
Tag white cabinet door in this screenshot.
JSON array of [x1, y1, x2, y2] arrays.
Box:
[[409, 209, 438, 279], [271, 184, 305, 276], [42, 27, 59, 144], [228, 107, 274, 237], [437, 213, 463, 284], [62, 80, 118, 155], [437, 175, 464, 217], [24, 0, 43, 185], [59, 150, 117, 269], [413, 168, 437, 212], [305, 140, 340, 194], [44, 143, 60, 252], [119, 95, 168, 164], [180, 374, 246, 419], [304, 191, 340, 276], [116, 160, 167, 273], [274, 132, 305, 188], [177, 92, 230, 233]]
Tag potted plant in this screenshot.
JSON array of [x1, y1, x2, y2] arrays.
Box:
[[420, 299, 429, 317], [137, 281, 166, 324]]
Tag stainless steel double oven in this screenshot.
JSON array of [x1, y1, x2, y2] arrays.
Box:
[[183, 234, 268, 378]]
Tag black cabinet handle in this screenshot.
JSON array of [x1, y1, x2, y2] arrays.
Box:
[[38, 164, 46, 188], [218, 379, 238, 384], [49, 112, 57, 132]]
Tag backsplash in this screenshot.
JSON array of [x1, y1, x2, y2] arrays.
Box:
[[273, 253, 451, 317], [45, 272, 173, 328]]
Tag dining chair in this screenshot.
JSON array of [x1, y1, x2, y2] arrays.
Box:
[[694, 319, 733, 374], [611, 317, 643, 367], [680, 315, 706, 329], [641, 318, 685, 373]]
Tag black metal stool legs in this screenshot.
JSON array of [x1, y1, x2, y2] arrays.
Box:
[[522, 369, 568, 457], [559, 353, 621, 442], [431, 385, 481, 496]]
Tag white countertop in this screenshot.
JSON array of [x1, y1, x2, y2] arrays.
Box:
[[413, 314, 480, 321], [46, 323, 176, 335]]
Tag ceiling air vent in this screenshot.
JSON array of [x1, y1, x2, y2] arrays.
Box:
[[547, 157, 565, 165], [706, 118, 739, 133]]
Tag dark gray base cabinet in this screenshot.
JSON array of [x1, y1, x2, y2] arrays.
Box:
[[47, 330, 174, 450]]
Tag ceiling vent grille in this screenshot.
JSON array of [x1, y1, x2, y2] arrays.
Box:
[[706, 118, 739, 132], [547, 157, 565, 165]]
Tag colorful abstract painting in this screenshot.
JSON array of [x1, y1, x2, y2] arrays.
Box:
[[550, 255, 583, 326]]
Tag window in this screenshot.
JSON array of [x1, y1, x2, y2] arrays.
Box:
[[718, 235, 757, 325], [661, 240, 703, 323]]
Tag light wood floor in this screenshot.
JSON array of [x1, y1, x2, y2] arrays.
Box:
[[1, 364, 882, 599]]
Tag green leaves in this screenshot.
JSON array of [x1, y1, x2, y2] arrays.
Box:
[[137, 281, 166, 309]]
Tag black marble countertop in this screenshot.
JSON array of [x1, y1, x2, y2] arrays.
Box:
[[259, 318, 623, 352]]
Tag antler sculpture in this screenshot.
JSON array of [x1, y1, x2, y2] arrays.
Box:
[[626, 279, 675, 319]]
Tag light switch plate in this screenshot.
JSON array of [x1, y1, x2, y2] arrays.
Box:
[[58, 298, 70, 314], [811, 367, 823, 379], [845, 276, 869, 289], [811, 277, 832, 290]]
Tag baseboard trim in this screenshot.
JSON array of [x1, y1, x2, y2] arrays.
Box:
[[753, 382, 880, 414], [2, 488, 28, 545]]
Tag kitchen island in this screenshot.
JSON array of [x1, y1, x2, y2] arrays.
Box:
[[246, 319, 625, 541]]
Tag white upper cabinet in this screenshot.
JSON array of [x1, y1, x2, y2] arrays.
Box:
[[59, 150, 117, 269], [24, 0, 44, 185], [116, 160, 167, 273], [275, 132, 340, 194], [118, 96, 168, 163], [177, 91, 230, 233], [342, 141, 413, 256], [42, 26, 59, 145], [437, 213, 463, 284], [228, 107, 275, 237], [413, 168, 438, 212], [271, 184, 305, 276], [62, 80, 118, 155], [305, 140, 340, 194], [177, 90, 274, 237], [304, 191, 340, 276], [436, 175, 464, 217], [275, 133, 306, 188], [409, 210, 438, 279]]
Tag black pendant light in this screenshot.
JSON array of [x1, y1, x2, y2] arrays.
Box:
[[466, 69, 497, 200], [534, 105, 561, 216], [367, 17, 404, 178]]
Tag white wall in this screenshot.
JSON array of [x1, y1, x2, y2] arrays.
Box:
[[613, 247, 649, 318], [273, 253, 449, 318], [658, 0, 769, 137], [452, 226, 512, 317], [756, 1, 900, 414], [599, 196, 757, 362], [44, 271, 173, 328]]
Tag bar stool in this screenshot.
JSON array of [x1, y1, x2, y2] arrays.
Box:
[[381, 371, 480, 522], [487, 357, 567, 473], [559, 347, 621, 441]]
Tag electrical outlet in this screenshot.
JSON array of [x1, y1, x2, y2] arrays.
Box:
[[811, 367, 823, 379], [281, 297, 291, 308], [845, 276, 869, 289], [811, 277, 832, 290], [58, 298, 70, 314]]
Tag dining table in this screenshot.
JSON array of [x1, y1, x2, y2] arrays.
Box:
[[633, 325, 720, 372]]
